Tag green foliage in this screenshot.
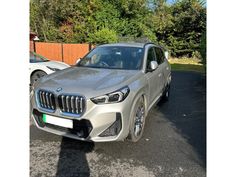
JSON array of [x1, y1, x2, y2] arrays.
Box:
[[153, 0, 206, 57], [30, 0, 206, 60], [199, 31, 206, 65], [88, 28, 118, 44]]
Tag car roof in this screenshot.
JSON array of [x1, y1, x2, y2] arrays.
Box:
[[98, 42, 154, 48], [96, 42, 168, 51]]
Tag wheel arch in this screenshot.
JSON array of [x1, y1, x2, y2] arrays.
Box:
[[128, 88, 148, 129], [126, 89, 148, 141], [30, 69, 47, 78]]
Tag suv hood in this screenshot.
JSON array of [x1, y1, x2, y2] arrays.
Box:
[[37, 66, 142, 98]]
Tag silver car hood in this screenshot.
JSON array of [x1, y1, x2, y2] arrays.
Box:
[[37, 66, 142, 98]]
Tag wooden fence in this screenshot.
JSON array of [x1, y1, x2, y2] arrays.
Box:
[[30, 42, 91, 65]]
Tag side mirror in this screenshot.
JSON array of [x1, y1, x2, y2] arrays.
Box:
[[150, 61, 158, 71], [76, 58, 81, 65], [164, 51, 169, 60]]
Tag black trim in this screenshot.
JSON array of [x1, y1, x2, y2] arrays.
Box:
[[99, 113, 122, 137], [32, 109, 93, 139]]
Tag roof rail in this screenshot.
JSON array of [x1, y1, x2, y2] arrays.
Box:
[[144, 42, 156, 47], [144, 42, 169, 52], [118, 36, 154, 43]]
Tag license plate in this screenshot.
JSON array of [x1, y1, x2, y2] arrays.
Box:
[[43, 114, 73, 129]]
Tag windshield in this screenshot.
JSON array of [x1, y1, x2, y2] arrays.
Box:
[[78, 46, 144, 70], [30, 52, 49, 63]]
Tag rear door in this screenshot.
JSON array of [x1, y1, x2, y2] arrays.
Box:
[[155, 47, 170, 87]]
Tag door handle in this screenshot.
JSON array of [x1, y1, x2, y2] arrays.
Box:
[[158, 73, 162, 77], [166, 67, 169, 70]]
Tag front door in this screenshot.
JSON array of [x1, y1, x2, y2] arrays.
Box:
[[145, 47, 164, 105]]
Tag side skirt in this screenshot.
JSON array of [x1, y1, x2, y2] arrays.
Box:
[[148, 93, 162, 111]]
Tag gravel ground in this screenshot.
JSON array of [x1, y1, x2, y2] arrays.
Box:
[[30, 71, 206, 177]]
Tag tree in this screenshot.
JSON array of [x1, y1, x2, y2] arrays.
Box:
[[152, 0, 206, 57], [199, 31, 206, 65], [30, 0, 206, 58], [88, 28, 118, 44]]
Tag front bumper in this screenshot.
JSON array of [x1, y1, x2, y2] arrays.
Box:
[[30, 90, 133, 142]]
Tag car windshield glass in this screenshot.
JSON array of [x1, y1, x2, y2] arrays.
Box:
[[77, 46, 144, 70], [30, 52, 49, 63]]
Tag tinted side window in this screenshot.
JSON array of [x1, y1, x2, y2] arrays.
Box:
[[146, 47, 156, 70], [155, 47, 165, 64]]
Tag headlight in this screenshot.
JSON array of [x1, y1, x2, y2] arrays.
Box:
[[91, 86, 130, 104], [46, 66, 60, 71]]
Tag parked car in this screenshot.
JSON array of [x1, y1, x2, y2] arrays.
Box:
[[29, 51, 70, 87], [30, 42, 171, 142]]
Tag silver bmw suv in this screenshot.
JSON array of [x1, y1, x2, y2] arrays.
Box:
[[30, 42, 171, 142]]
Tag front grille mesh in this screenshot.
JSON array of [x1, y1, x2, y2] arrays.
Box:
[[37, 90, 85, 115], [38, 90, 56, 110], [58, 94, 85, 115]]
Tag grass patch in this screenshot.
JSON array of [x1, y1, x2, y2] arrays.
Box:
[[170, 63, 205, 73], [169, 57, 205, 73]]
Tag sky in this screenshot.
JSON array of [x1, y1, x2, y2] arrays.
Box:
[[166, 0, 207, 6], [149, 0, 206, 8], [166, 0, 176, 4]]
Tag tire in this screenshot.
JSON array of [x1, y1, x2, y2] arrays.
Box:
[[30, 70, 47, 88], [127, 96, 146, 142], [162, 84, 170, 101]]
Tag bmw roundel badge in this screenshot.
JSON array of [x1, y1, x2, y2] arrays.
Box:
[[56, 87, 62, 92]]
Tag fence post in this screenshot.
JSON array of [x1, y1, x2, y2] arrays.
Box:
[[33, 41, 36, 53], [61, 43, 64, 62]]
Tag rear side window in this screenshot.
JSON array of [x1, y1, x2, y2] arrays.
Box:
[[146, 47, 156, 70], [155, 47, 165, 65]]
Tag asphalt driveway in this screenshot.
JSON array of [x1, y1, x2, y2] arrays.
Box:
[[30, 71, 206, 177]]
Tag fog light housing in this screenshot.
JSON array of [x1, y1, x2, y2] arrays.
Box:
[[99, 113, 122, 137]]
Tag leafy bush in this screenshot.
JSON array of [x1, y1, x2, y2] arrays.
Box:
[[199, 31, 206, 65], [88, 28, 118, 44]]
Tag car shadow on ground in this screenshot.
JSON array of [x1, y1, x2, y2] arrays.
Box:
[[55, 137, 94, 177], [157, 71, 206, 167], [30, 125, 94, 177]]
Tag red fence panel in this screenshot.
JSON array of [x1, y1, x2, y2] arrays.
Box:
[[31, 42, 91, 65], [35, 42, 63, 62], [63, 44, 90, 65]]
